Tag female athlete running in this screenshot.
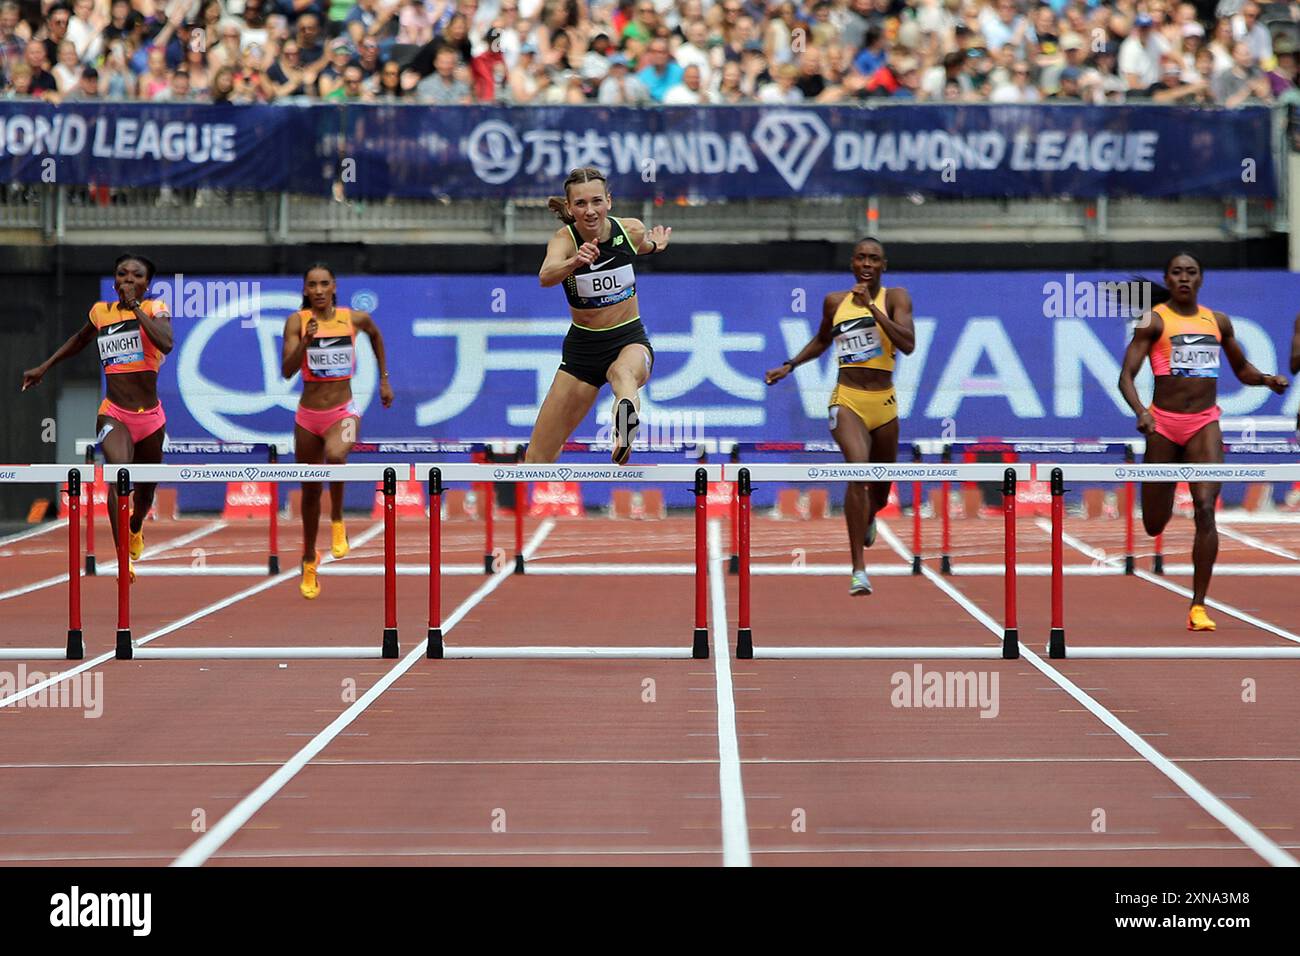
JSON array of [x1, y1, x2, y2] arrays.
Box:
[[765, 238, 915, 596], [1118, 252, 1288, 631], [280, 263, 392, 599], [22, 253, 172, 583], [530, 166, 671, 464]]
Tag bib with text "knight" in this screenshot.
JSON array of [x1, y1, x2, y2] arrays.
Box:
[[833, 316, 882, 365], [305, 336, 356, 379], [97, 320, 145, 369], [1168, 334, 1220, 378]]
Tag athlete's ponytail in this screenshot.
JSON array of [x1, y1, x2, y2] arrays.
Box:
[[548, 166, 609, 225], [1116, 251, 1204, 317], [301, 262, 337, 311]]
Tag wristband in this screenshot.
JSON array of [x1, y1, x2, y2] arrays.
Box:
[[648, 240, 658, 254], [783, 360, 795, 370]]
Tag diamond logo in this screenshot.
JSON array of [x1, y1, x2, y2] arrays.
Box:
[[244, 467, 260, 480], [872, 466, 887, 479], [1180, 467, 1194, 479], [557, 467, 572, 481], [753, 112, 832, 191]]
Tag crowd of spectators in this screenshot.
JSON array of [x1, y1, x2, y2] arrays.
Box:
[[0, 0, 1297, 106]]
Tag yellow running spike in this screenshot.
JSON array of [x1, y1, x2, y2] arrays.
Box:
[[330, 521, 349, 559], [300, 559, 320, 600], [1187, 604, 1216, 632]]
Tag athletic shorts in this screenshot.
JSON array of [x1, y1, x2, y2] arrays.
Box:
[[295, 400, 360, 439], [559, 318, 654, 389], [1150, 404, 1220, 447], [97, 398, 166, 445], [829, 384, 898, 433]]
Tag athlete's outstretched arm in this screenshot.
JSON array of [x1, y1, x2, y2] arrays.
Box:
[[1117, 311, 1162, 432], [872, 287, 915, 354], [21, 320, 96, 391], [764, 292, 839, 386], [353, 312, 394, 408], [623, 218, 671, 255], [1219, 312, 1288, 393], [1290, 314, 1300, 376], [539, 228, 596, 287], [281, 313, 310, 380]]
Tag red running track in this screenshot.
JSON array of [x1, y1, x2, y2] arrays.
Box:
[[0, 510, 1297, 866]]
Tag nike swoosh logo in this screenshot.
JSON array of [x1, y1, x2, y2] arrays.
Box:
[[104, 323, 125, 334], [1180, 335, 1214, 344], [591, 258, 615, 270], [316, 337, 344, 347]]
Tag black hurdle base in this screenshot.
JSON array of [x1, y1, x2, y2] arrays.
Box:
[[427, 628, 443, 659], [1001, 628, 1019, 659], [728, 554, 739, 574], [1124, 555, 1134, 575], [382, 627, 399, 659], [911, 555, 921, 575], [115, 629, 133, 660], [85, 555, 96, 575], [736, 628, 753, 660], [268, 555, 280, 575], [940, 554, 952, 575], [66, 629, 84, 660], [1153, 554, 1164, 575], [483, 554, 494, 574], [1048, 627, 1065, 659], [514, 554, 525, 574], [692, 627, 709, 659]]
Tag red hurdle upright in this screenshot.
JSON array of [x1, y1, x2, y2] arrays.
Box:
[[267, 444, 280, 575], [381, 467, 399, 659], [114, 468, 132, 660], [735, 468, 752, 659], [66, 469, 83, 659], [482, 477, 495, 574], [911, 442, 923, 574], [693, 466, 709, 659], [1049, 466, 1065, 658], [940, 443, 952, 574], [427, 466, 443, 658], [83, 445, 97, 575], [1123, 443, 1136, 575], [1001, 467, 1019, 658], [514, 482, 525, 573]]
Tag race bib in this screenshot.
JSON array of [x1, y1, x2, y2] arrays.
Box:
[[306, 337, 355, 378], [834, 317, 882, 365], [575, 263, 635, 301], [1169, 334, 1220, 378], [97, 321, 144, 368]]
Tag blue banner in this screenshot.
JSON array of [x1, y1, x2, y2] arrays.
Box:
[[106, 270, 1300, 450], [7, 102, 1276, 198]]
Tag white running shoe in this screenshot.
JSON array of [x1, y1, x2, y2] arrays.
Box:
[[849, 569, 872, 596]]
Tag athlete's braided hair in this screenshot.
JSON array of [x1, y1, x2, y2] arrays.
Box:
[[547, 167, 609, 225], [1115, 251, 1205, 317]]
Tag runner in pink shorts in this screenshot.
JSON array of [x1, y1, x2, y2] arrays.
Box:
[[1118, 252, 1289, 632], [22, 253, 174, 583], [280, 263, 393, 599]]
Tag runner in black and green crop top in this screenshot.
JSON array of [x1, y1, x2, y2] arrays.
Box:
[[532, 166, 673, 465]]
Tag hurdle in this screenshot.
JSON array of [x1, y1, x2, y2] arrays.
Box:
[[0, 465, 95, 660], [1041, 462, 1300, 659], [727, 462, 1031, 660], [416, 461, 723, 660], [107, 463, 398, 660]]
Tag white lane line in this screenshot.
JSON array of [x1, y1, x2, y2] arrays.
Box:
[[137, 520, 228, 560], [707, 519, 751, 868], [1037, 519, 1300, 646], [1216, 524, 1299, 561], [0, 519, 226, 603], [0, 519, 68, 546], [171, 519, 556, 868], [0, 523, 385, 710], [878, 519, 1300, 869]]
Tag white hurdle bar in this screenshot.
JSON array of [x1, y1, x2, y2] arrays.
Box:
[[728, 463, 1032, 661], [415, 462, 723, 660], [1039, 462, 1300, 659], [0, 465, 95, 659], [102, 464, 402, 661]]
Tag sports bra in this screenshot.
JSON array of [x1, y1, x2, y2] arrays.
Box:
[[561, 217, 638, 312], [89, 300, 168, 375], [831, 286, 895, 373], [297, 307, 357, 383]]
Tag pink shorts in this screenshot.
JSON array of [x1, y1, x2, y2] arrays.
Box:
[[98, 398, 166, 445], [1150, 404, 1221, 447], [295, 400, 360, 439]]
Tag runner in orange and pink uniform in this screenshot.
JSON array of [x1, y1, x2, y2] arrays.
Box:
[[22, 253, 173, 583], [280, 263, 393, 599], [1118, 252, 1288, 631]]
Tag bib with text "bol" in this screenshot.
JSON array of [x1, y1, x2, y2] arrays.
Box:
[[1169, 334, 1220, 378], [574, 263, 634, 301]]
